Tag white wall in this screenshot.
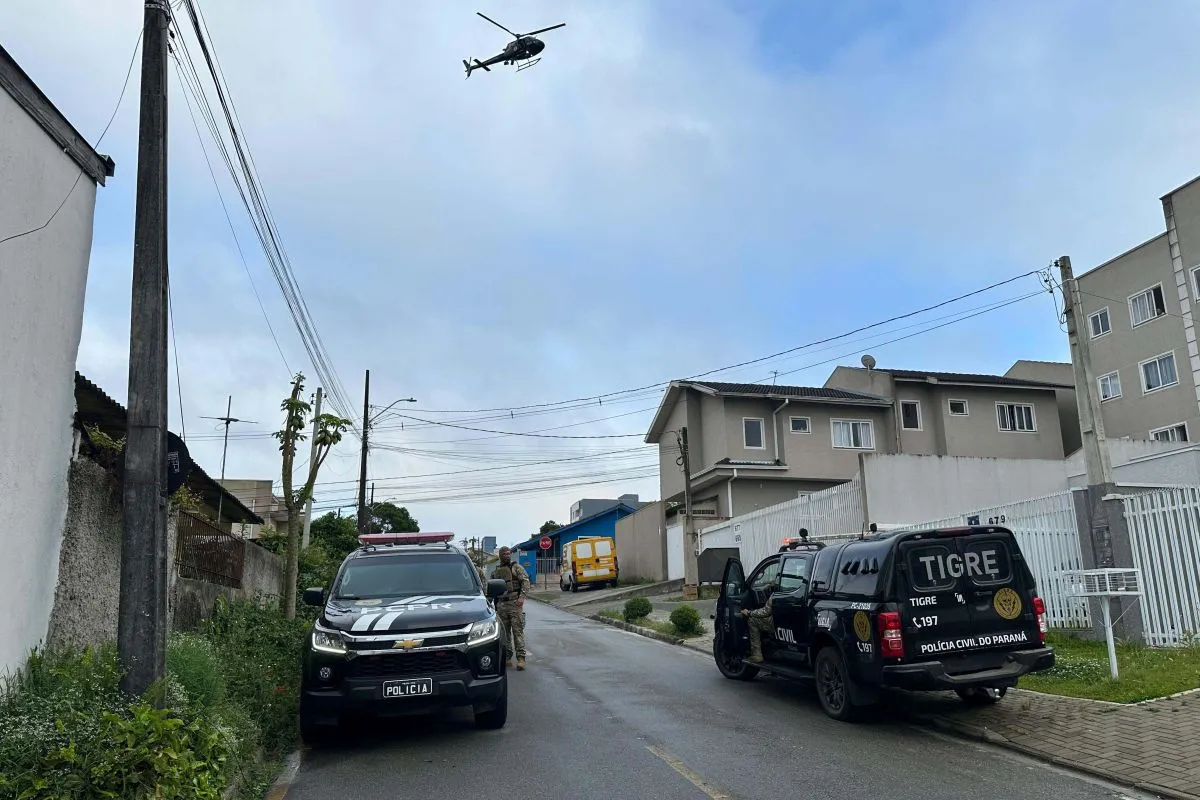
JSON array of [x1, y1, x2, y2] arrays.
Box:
[[863, 453, 1071, 524], [0, 87, 101, 676], [1067, 441, 1200, 488]]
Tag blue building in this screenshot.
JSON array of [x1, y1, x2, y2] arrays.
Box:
[[515, 502, 639, 568]]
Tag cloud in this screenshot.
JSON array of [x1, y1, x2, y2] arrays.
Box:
[[6, 0, 1200, 543]]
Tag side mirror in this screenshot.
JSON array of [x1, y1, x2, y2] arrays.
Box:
[[303, 587, 325, 607], [486, 579, 508, 599]]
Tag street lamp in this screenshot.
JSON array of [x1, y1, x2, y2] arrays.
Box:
[[357, 368, 417, 535]]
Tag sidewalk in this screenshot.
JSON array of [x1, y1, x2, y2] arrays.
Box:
[[534, 594, 1200, 799]]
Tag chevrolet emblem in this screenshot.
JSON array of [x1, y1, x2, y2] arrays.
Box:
[[393, 638, 423, 650]]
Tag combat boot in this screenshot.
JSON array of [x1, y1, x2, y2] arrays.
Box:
[[746, 643, 764, 664], [516, 658, 526, 670]]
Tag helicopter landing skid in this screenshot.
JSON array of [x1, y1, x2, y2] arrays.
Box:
[[515, 57, 542, 72]]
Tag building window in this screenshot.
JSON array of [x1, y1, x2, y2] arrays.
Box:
[[900, 400, 922, 430], [1140, 351, 1179, 394], [1151, 423, 1189, 443], [948, 399, 969, 416], [1098, 371, 1122, 402], [1129, 284, 1167, 327], [1193, 266, 1200, 298], [1089, 307, 1111, 338], [743, 418, 765, 449], [832, 419, 874, 450], [997, 403, 1036, 432], [789, 416, 811, 434]]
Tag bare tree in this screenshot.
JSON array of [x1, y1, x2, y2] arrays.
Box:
[[274, 373, 351, 619]]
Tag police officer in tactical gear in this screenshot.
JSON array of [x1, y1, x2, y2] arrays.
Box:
[[493, 546, 531, 669], [741, 582, 778, 664]]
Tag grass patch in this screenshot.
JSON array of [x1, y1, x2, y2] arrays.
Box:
[[598, 609, 706, 639], [1019, 631, 1200, 703]]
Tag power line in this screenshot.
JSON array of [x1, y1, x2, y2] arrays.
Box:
[[171, 58, 292, 376], [397, 270, 1044, 415], [171, 1, 355, 424], [0, 27, 141, 249], [380, 414, 646, 439]]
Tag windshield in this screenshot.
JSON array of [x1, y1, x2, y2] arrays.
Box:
[[333, 553, 479, 600]]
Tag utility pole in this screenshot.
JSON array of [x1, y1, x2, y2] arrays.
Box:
[[118, 0, 171, 698], [1059, 256, 1114, 487], [357, 369, 371, 536], [679, 427, 699, 601], [301, 386, 322, 550], [1059, 256, 1140, 641], [370, 482, 375, 505], [199, 395, 255, 532]]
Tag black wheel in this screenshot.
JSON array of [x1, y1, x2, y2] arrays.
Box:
[[713, 629, 759, 681], [299, 698, 337, 745], [955, 686, 1007, 705], [570, 580, 578, 593], [474, 680, 509, 729], [815, 647, 862, 722]]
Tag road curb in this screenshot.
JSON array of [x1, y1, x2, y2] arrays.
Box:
[[905, 712, 1200, 800], [262, 749, 304, 800], [587, 613, 687, 647]]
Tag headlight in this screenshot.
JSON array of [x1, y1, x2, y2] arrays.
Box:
[[468, 619, 500, 645], [311, 626, 346, 655]]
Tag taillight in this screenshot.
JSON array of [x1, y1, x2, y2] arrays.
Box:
[[1033, 596, 1047, 643], [877, 611, 904, 658]]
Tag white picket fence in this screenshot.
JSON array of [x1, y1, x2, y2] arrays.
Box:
[[1122, 487, 1200, 646], [699, 477, 864, 571], [906, 491, 1091, 631]]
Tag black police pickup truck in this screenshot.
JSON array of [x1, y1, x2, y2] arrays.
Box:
[[299, 532, 510, 742], [712, 525, 1055, 721]]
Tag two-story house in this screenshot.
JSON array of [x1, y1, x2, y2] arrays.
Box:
[[645, 371, 1069, 521], [1075, 174, 1200, 444], [824, 366, 1069, 460]]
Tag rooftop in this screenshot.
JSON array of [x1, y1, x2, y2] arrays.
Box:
[[882, 369, 1072, 390], [74, 373, 263, 525]]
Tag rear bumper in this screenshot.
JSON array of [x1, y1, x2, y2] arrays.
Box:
[[881, 647, 1055, 691]]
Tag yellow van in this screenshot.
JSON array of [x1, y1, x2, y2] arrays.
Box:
[[559, 536, 619, 592]]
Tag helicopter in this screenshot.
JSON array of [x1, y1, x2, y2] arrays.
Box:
[[463, 12, 565, 78]]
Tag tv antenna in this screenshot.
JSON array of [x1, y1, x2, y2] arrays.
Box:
[[200, 395, 257, 527]]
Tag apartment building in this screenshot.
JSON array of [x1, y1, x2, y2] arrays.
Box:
[[644, 372, 1067, 520], [1076, 174, 1200, 444]]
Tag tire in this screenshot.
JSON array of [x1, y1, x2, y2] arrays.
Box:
[[955, 686, 1007, 705], [474, 680, 509, 729], [814, 646, 862, 722], [570, 580, 578, 593], [712, 629, 759, 681]]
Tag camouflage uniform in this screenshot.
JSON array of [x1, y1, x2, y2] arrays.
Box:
[[744, 586, 776, 664], [492, 551, 531, 669]]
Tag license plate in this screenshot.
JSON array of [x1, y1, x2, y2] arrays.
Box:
[[383, 678, 433, 698]]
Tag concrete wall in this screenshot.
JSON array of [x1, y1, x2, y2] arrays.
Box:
[[45, 456, 284, 652], [863, 453, 1071, 524], [1067, 440, 1200, 488], [614, 501, 666, 582], [0, 87, 103, 676]]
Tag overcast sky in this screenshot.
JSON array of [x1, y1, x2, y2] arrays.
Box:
[[5, 0, 1200, 547]]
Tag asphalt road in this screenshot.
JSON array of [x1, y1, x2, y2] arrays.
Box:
[[285, 602, 1155, 800]]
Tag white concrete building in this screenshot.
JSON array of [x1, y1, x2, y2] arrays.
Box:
[[0, 43, 115, 676]]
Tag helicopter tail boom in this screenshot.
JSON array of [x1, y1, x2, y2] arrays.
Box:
[[463, 57, 491, 78]]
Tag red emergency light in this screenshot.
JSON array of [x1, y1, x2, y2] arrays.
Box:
[[357, 532, 455, 546]]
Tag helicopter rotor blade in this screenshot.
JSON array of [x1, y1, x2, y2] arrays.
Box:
[[477, 12, 519, 38], [522, 22, 566, 37]]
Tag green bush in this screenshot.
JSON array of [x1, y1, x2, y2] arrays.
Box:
[[0, 646, 229, 799], [623, 597, 652, 622], [669, 605, 703, 635], [166, 633, 226, 711]]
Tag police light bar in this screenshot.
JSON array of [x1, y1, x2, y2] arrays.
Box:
[[357, 532, 455, 546]]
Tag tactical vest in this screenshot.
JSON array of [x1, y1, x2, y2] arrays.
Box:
[[493, 562, 521, 600]]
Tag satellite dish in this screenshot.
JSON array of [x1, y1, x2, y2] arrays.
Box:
[[861, 354, 876, 371]]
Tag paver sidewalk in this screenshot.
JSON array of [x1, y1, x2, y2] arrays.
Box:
[[887, 687, 1200, 800]]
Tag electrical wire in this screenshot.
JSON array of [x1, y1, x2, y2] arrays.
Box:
[[172, 59, 293, 376], [0, 27, 141, 249]]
